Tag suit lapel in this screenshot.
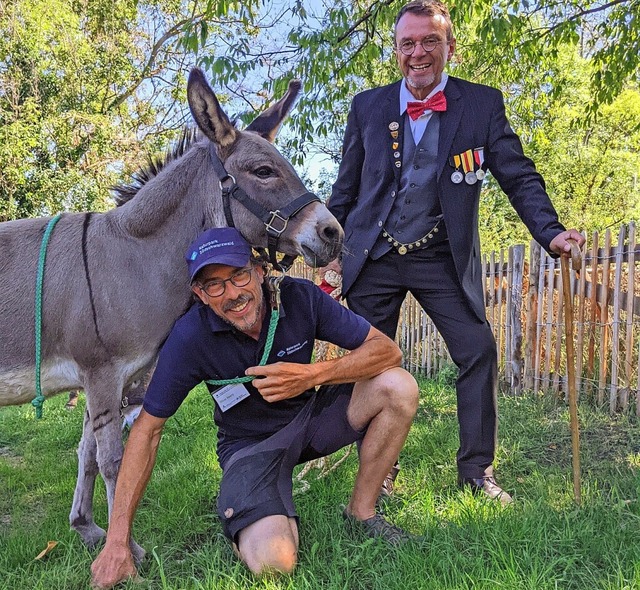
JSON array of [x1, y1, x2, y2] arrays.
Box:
[[383, 82, 403, 187], [437, 77, 463, 180]]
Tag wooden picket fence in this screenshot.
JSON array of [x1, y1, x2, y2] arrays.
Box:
[[291, 222, 640, 415]]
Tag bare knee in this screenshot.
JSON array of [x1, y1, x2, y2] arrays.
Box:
[[376, 367, 419, 415], [239, 536, 298, 576], [351, 368, 419, 428], [236, 516, 298, 576]]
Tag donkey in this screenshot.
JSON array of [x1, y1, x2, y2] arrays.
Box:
[[0, 69, 342, 561]]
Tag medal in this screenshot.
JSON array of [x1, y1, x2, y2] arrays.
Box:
[[394, 151, 400, 158], [389, 121, 399, 131], [465, 171, 477, 185], [449, 153, 463, 184], [395, 161, 401, 168], [473, 147, 486, 181], [398, 245, 407, 255]]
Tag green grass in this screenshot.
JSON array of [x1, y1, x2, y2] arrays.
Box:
[[1, 376, 639, 590]]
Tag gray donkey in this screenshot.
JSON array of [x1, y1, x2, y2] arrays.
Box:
[[0, 69, 342, 560]]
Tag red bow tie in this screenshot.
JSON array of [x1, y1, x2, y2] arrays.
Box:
[[406, 91, 447, 120]]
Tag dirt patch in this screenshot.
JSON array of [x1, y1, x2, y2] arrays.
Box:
[[0, 446, 23, 467]]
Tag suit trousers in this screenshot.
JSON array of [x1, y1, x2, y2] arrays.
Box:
[[346, 247, 498, 479]]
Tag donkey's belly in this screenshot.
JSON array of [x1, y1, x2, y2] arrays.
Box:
[[0, 360, 81, 407]]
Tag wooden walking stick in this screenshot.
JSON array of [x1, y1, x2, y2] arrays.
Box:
[[561, 239, 583, 505]]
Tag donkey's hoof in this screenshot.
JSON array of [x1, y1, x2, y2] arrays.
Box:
[[130, 539, 146, 564], [74, 523, 106, 549]]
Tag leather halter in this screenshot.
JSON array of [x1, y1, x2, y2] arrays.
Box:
[[208, 143, 320, 271]]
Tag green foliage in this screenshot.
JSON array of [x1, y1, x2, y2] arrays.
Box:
[[0, 0, 258, 221], [478, 47, 640, 251]]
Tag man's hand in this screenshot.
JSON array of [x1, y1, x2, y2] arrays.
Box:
[[91, 543, 139, 589], [245, 362, 317, 403], [549, 229, 585, 256]]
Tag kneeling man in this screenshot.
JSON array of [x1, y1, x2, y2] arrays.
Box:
[[91, 227, 419, 587]]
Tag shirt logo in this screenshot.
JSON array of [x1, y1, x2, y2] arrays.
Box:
[[276, 340, 309, 357]]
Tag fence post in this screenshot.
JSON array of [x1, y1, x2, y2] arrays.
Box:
[[598, 229, 612, 407], [542, 255, 557, 392], [587, 230, 600, 397], [610, 226, 626, 413], [575, 237, 587, 400], [623, 222, 636, 413], [508, 245, 524, 394], [524, 241, 540, 390]]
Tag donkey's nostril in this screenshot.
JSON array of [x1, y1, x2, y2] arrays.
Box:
[[318, 222, 342, 242]]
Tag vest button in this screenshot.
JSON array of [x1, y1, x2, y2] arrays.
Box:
[[414, 165, 419, 170], [378, 221, 383, 227], [410, 183, 416, 188], [364, 249, 369, 255], [391, 190, 396, 197]]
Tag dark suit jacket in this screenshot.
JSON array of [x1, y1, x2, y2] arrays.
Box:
[[329, 77, 565, 321]]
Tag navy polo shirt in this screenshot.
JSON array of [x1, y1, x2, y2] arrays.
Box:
[[143, 276, 370, 463]]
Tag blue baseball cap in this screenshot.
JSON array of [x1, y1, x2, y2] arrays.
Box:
[[186, 228, 252, 283]]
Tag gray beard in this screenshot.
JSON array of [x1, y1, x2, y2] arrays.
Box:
[[407, 72, 436, 91], [221, 296, 264, 334]]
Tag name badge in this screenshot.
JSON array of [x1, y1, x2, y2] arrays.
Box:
[[212, 383, 250, 412]]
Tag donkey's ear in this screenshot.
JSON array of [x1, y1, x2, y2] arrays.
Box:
[[245, 80, 302, 143], [187, 69, 237, 149]]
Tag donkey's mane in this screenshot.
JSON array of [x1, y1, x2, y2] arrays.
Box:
[[112, 127, 200, 206]]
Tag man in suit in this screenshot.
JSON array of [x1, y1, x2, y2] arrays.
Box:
[[328, 0, 584, 503]]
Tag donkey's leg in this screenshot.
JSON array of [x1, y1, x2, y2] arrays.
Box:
[[75, 376, 146, 563], [70, 408, 105, 548]]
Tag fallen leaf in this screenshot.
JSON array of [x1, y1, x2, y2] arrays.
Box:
[[34, 541, 58, 560]]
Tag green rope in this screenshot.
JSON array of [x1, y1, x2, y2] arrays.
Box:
[[32, 213, 62, 419], [206, 308, 280, 387]]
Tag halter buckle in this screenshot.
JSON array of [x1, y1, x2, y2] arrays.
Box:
[[265, 210, 288, 236]]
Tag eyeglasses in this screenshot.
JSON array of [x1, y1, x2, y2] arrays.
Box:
[[396, 38, 440, 55], [198, 267, 253, 297]]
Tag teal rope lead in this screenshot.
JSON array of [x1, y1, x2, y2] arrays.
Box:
[[206, 308, 280, 387], [32, 213, 62, 418]]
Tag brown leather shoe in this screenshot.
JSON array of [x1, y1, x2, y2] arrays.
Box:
[[459, 475, 513, 505]]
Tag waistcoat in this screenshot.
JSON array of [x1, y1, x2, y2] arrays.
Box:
[[371, 113, 447, 260]]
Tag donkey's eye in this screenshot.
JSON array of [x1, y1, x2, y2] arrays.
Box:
[[254, 166, 274, 179]]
